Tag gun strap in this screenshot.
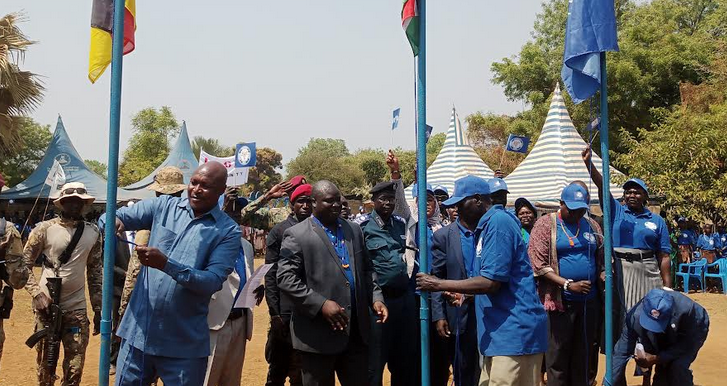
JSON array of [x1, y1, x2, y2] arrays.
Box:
[[58, 221, 85, 266]]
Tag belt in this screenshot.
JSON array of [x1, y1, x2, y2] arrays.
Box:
[[228, 308, 244, 321], [614, 250, 655, 261]]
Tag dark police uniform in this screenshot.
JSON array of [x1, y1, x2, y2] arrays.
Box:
[[362, 182, 418, 386]]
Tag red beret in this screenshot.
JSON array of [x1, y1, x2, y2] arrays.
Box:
[[288, 175, 307, 189], [291, 184, 312, 203]]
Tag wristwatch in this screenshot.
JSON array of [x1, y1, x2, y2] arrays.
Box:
[[563, 279, 573, 291]]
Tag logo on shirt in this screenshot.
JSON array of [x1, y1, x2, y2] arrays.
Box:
[[709, 239, 714, 245], [583, 232, 596, 244], [650, 309, 660, 319], [575, 191, 584, 199], [644, 221, 658, 231], [682, 233, 689, 238], [476, 237, 483, 256]]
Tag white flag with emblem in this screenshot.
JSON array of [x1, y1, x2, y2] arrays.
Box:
[[199, 149, 249, 186], [45, 159, 66, 196]]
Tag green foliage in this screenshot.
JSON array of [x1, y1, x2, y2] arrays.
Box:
[[191, 136, 234, 158], [242, 147, 283, 195], [0, 118, 51, 186], [85, 159, 107, 179], [286, 138, 364, 195], [118, 107, 179, 186]]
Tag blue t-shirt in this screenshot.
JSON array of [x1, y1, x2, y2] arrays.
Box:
[[555, 215, 598, 301], [610, 196, 671, 253], [676, 229, 697, 246], [696, 233, 721, 251], [457, 220, 477, 278], [474, 205, 548, 357]]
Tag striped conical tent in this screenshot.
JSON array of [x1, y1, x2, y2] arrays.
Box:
[[505, 84, 623, 207], [405, 108, 494, 198]]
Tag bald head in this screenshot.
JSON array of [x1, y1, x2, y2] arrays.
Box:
[[311, 180, 342, 226], [312, 180, 340, 200], [195, 162, 228, 186], [188, 162, 228, 216]]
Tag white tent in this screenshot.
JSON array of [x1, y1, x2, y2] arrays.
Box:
[[405, 107, 494, 198], [505, 84, 624, 207]]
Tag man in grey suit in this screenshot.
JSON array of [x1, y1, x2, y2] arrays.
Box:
[[277, 180, 388, 386]]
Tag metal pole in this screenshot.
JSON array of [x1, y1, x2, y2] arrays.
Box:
[[599, 51, 614, 385], [416, 1, 430, 386], [99, 1, 126, 385]]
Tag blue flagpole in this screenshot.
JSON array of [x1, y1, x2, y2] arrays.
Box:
[[99, 1, 126, 385], [416, 1, 430, 386], [599, 51, 614, 385]]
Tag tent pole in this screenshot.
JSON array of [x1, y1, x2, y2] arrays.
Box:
[[417, 1, 430, 386], [99, 1, 126, 385]]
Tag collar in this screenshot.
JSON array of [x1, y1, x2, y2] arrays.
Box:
[[311, 216, 341, 233], [476, 204, 504, 232], [456, 220, 474, 237], [370, 210, 391, 229], [58, 215, 81, 227], [176, 197, 224, 221], [624, 205, 652, 218]]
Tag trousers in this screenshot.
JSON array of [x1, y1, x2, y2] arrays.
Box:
[[114, 339, 207, 386], [479, 354, 544, 386], [445, 312, 481, 386], [299, 324, 368, 386], [368, 291, 418, 386], [204, 315, 249, 386], [546, 298, 600, 386], [35, 309, 90, 386], [265, 316, 302, 386]]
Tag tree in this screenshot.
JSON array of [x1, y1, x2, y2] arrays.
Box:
[[286, 138, 365, 195], [0, 118, 51, 186], [118, 107, 179, 186], [85, 159, 107, 179], [0, 13, 45, 157], [191, 136, 234, 158], [242, 147, 283, 195]]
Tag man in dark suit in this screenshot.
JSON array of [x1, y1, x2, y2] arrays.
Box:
[[277, 180, 388, 386], [431, 175, 490, 386]]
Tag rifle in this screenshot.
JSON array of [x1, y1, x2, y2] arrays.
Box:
[[25, 277, 63, 385]]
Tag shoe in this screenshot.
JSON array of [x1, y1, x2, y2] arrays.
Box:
[[110, 365, 116, 376]]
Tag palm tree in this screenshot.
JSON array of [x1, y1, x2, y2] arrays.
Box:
[[0, 13, 44, 157]]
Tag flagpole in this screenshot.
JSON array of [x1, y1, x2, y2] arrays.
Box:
[[99, 0, 126, 384], [416, 1, 430, 386], [599, 51, 614, 385]]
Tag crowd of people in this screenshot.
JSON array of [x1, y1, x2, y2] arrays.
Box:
[[0, 145, 714, 386]]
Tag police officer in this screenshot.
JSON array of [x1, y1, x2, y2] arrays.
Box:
[[362, 181, 418, 386], [610, 288, 709, 386]]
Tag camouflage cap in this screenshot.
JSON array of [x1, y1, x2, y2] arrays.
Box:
[[147, 166, 187, 195]]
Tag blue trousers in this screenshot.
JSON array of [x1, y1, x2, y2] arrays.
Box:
[[114, 339, 208, 386]]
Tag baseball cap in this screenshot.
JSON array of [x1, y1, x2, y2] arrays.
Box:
[[443, 176, 490, 206], [433, 185, 449, 196], [639, 289, 674, 333], [410, 183, 434, 199], [623, 178, 649, 196], [488, 178, 509, 194], [561, 184, 589, 210]]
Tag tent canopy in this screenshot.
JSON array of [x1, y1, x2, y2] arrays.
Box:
[[405, 107, 495, 198], [505, 84, 624, 207], [123, 122, 197, 198], [1, 117, 141, 203]]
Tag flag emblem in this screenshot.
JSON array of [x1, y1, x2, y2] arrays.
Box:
[[392, 108, 401, 131], [505, 134, 530, 154], [235, 143, 257, 168]]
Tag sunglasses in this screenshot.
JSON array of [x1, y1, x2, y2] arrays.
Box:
[[62, 187, 87, 195]]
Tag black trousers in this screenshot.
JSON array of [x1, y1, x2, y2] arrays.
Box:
[[110, 296, 121, 366], [368, 291, 419, 386], [299, 319, 368, 386], [445, 312, 480, 386], [546, 297, 600, 386], [265, 316, 302, 386]]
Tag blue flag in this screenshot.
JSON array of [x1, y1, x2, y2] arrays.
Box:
[[392, 108, 401, 130], [505, 134, 530, 154], [561, 0, 619, 104], [235, 142, 257, 167], [425, 124, 433, 142]]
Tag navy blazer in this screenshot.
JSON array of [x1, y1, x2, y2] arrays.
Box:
[[430, 222, 475, 334]]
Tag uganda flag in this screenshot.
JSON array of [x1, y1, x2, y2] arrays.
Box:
[[401, 0, 419, 56], [88, 0, 136, 83]]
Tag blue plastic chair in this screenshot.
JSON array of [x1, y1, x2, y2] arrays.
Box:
[[676, 258, 707, 293], [705, 258, 727, 295]]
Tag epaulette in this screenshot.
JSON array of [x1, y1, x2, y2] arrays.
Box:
[[357, 214, 371, 225], [392, 215, 406, 224]]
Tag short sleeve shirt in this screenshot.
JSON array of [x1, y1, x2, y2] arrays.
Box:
[[610, 196, 671, 253], [677, 229, 697, 246], [474, 205, 548, 357], [555, 216, 598, 301], [696, 233, 721, 251]]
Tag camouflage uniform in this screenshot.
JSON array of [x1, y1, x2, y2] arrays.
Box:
[[240, 195, 292, 232], [23, 217, 103, 386], [118, 230, 150, 318], [0, 219, 30, 369]]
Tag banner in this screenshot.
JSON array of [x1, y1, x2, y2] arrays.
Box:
[[199, 149, 249, 186]]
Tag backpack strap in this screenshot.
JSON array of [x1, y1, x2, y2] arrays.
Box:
[[58, 221, 85, 266]]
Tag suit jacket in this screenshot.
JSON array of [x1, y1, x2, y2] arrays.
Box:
[[277, 217, 384, 355], [430, 223, 475, 334], [207, 237, 255, 340], [265, 214, 298, 319]]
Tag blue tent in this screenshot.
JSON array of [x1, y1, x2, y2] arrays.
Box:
[[1, 117, 141, 203], [122, 122, 197, 198]]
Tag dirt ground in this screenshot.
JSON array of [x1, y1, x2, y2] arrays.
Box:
[[0, 264, 724, 385]]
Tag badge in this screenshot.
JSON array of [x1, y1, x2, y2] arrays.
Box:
[[644, 221, 658, 231], [583, 232, 596, 243], [476, 237, 483, 256]]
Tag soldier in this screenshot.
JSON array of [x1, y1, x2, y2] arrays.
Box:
[[0, 173, 30, 373], [23, 182, 103, 386], [240, 176, 307, 231]]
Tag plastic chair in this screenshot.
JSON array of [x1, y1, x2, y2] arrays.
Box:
[[705, 258, 727, 295], [676, 258, 707, 293]]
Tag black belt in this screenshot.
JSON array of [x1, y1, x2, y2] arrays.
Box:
[[228, 308, 244, 321], [615, 250, 655, 261]]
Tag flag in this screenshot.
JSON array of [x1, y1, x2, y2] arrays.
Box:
[[425, 124, 433, 142], [200, 149, 249, 186], [89, 0, 136, 83], [505, 134, 530, 154], [392, 108, 401, 131], [235, 143, 257, 168], [561, 0, 619, 104], [401, 0, 419, 56], [46, 159, 66, 197]]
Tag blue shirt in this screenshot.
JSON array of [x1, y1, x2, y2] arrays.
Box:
[[696, 233, 721, 251], [676, 229, 697, 246], [555, 215, 598, 301], [102, 196, 241, 358], [456, 220, 476, 278], [312, 217, 356, 304], [474, 205, 548, 356], [609, 196, 671, 253]]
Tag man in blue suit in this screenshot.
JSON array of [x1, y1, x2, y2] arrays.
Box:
[[430, 176, 490, 386]]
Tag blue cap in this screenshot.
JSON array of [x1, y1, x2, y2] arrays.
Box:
[[411, 183, 435, 199], [442, 176, 490, 206], [561, 184, 589, 210], [433, 185, 449, 195], [623, 178, 649, 196], [488, 178, 509, 194], [639, 289, 674, 333]]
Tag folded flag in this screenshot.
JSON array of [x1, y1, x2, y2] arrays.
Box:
[[505, 134, 530, 154], [561, 0, 619, 104], [401, 0, 420, 56], [392, 108, 401, 131], [89, 0, 136, 83]]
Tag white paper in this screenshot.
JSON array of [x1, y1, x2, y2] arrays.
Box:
[[199, 149, 249, 186], [234, 263, 273, 309]]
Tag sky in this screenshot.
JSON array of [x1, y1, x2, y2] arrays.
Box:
[[6, 1, 540, 166]]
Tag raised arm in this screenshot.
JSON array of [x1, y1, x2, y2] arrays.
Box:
[[240, 181, 292, 231], [582, 145, 606, 209], [388, 150, 412, 221]]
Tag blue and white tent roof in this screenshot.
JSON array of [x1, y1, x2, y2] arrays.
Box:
[[505, 84, 623, 207], [405, 108, 494, 198]]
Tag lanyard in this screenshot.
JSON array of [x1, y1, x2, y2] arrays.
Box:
[[558, 211, 580, 247]]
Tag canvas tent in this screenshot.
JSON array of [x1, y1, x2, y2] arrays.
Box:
[[1, 117, 141, 203], [123, 122, 197, 198], [405, 108, 494, 198], [504, 84, 624, 207]]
